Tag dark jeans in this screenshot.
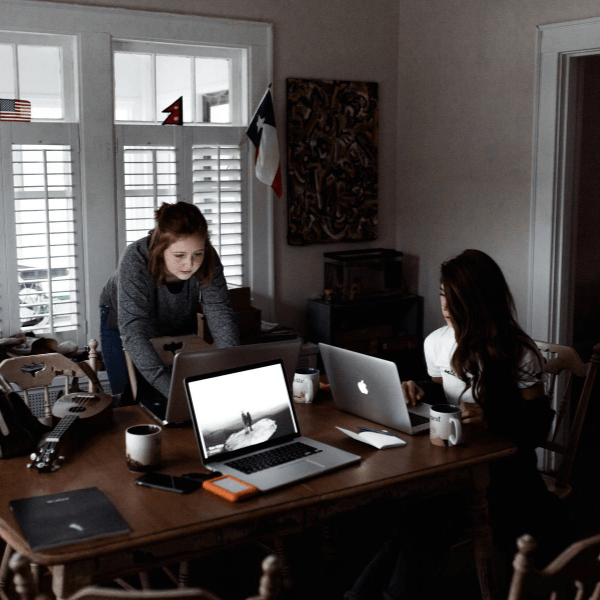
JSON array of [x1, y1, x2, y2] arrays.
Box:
[[99, 306, 129, 397]]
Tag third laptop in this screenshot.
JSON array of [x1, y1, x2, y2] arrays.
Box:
[[140, 339, 303, 426], [184, 358, 360, 491], [318, 343, 430, 435]]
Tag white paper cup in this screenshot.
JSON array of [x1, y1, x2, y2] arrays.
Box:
[[126, 424, 162, 471]]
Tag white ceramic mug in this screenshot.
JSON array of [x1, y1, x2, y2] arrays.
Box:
[[126, 424, 162, 471], [429, 404, 463, 447], [293, 368, 320, 403]]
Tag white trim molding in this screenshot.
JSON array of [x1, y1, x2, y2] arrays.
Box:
[[530, 17, 600, 344]]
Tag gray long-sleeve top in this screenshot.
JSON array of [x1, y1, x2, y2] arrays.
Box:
[[99, 236, 239, 397]]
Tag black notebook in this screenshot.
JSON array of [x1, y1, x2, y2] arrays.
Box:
[[9, 487, 130, 551]]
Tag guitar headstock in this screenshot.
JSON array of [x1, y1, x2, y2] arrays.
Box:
[[27, 413, 77, 473], [27, 445, 64, 473]]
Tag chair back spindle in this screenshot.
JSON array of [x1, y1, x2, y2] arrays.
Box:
[[534, 341, 600, 498]]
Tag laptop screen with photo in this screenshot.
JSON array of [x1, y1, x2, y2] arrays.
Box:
[[185, 360, 300, 464]]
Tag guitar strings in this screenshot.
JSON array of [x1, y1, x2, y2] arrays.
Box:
[[37, 392, 100, 463]]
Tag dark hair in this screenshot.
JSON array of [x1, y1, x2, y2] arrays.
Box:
[[440, 249, 540, 406], [147, 202, 217, 286]]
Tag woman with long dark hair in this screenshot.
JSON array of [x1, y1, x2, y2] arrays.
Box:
[[345, 250, 570, 600], [99, 202, 239, 401]]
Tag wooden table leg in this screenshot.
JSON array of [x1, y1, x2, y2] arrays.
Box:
[[272, 537, 293, 590], [0, 544, 14, 596], [469, 463, 499, 600], [178, 561, 190, 588]]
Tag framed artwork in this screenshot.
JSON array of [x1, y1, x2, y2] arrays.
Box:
[[286, 78, 378, 245]]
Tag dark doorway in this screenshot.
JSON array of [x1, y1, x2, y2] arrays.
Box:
[[571, 55, 600, 361]]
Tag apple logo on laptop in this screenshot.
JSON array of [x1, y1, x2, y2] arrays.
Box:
[[358, 380, 369, 394]]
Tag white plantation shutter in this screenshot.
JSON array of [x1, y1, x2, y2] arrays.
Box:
[[123, 146, 177, 243], [192, 146, 243, 286], [12, 144, 79, 334], [117, 125, 247, 288]]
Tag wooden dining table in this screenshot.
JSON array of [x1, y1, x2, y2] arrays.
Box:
[[0, 397, 515, 600]]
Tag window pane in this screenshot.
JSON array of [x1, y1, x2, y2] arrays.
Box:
[[124, 146, 177, 244], [192, 146, 242, 284], [195, 58, 230, 123], [114, 50, 234, 125], [0, 44, 15, 97], [156, 55, 192, 123], [12, 144, 78, 333], [114, 53, 154, 122], [17, 46, 63, 119]]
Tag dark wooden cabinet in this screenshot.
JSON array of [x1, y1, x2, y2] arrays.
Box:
[[306, 294, 425, 380]]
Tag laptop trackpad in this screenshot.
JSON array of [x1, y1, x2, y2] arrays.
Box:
[[280, 460, 325, 477]]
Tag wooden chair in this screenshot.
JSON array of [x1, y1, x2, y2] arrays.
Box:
[[508, 532, 600, 600], [534, 341, 600, 500], [7, 551, 282, 600], [0, 339, 103, 425]]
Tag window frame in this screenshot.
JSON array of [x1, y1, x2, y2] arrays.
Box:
[[113, 39, 246, 125], [0, 0, 275, 345], [0, 122, 83, 338], [0, 31, 77, 122]]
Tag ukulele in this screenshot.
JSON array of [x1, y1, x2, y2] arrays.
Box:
[[28, 392, 113, 473]]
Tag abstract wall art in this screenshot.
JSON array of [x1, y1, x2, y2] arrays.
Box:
[[286, 78, 378, 245]]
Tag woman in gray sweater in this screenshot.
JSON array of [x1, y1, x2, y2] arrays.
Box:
[[99, 202, 239, 401]]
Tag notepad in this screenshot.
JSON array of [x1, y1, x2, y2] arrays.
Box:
[[336, 427, 406, 449], [9, 487, 130, 551]]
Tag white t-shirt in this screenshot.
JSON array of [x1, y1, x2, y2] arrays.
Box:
[[424, 326, 544, 405]]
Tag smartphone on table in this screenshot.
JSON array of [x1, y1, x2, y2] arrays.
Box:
[[135, 472, 203, 494]]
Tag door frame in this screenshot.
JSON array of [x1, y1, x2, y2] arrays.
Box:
[[530, 17, 600, 344]]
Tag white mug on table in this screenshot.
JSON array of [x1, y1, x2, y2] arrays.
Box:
[[429, 404, 463, 447], [126, 424, 162, 471], [293, 368, 320, 403]]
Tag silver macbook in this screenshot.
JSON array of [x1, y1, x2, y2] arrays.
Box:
[[184, 359, 361, 491], [139, 339, 303, 426], [319, 343, 430, 435]]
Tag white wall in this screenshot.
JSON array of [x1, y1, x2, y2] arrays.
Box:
[[34, 0, 400, 336], [396, 1, 600, 335], [37, 0, 600, 341]]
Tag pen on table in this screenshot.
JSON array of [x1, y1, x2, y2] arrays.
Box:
[[357, 426, 399, 438]]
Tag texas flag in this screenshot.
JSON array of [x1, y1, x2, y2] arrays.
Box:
[[245, 88, 282, 198]]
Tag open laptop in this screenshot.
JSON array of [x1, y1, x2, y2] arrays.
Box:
[[184, 359, 361, 491], [319, 343, 431, 435], [139, 339, 303, 426]]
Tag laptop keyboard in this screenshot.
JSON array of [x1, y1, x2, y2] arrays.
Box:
[[225, 442, 323, 475], [409, 411, 430, 426]]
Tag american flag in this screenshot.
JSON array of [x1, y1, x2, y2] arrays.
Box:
[[0, 99, 32, 122]]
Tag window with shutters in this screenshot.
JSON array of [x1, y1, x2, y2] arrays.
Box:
[[12, 144, 79, 334], [0, 29, 80, 339], [115, 40, 248, 286], [1, 2, 273, 345]]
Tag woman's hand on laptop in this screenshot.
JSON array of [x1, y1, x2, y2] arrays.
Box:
[[401, 381, 424, 405]]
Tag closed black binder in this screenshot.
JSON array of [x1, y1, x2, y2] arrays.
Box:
[[9, 487, 130, 551]]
